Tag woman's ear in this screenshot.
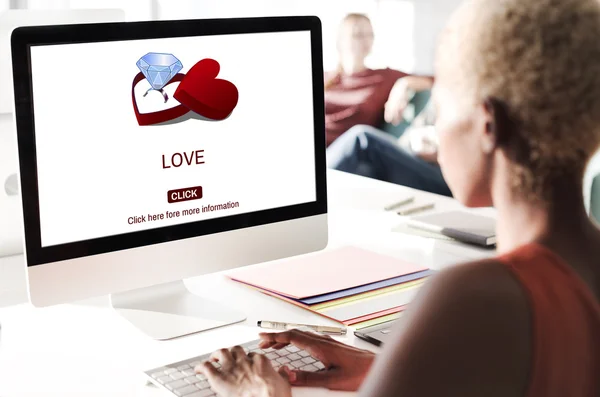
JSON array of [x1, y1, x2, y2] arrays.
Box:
[[483, 97, 515, 148]]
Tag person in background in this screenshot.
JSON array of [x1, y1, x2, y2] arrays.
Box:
[[324, 13, 433, 146], [196, 0, 600, 395], [325, 13, 451, 196]]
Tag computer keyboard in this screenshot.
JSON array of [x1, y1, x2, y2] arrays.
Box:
[[144, 338, 325, 397]]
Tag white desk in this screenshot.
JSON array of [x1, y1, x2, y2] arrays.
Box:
[[0, 170, 495, 397]]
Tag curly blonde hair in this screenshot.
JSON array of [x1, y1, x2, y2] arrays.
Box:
[[445, 0, 600, 200]]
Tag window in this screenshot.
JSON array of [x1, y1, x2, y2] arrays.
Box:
[[15, 0, 416, 73], [369, 0, 414, 72], [155, 0, 415, 73]]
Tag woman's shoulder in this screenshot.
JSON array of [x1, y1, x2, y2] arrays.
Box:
[[381, 259, 532, 396], [425, 258, 528, 312]]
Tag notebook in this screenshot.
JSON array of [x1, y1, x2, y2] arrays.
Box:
[[228, 246, 428, 300], [407, 211, 496, 247], [299, 269, 433, 305]]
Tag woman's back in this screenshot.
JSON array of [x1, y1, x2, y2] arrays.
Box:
[[359, 241, 600, 397], [500, 243, 600, 396]]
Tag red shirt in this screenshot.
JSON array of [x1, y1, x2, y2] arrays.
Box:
[[324, 68, 407, 146], [500, 243, 600, 396]]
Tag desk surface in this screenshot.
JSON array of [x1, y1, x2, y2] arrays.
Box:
[[0, 170, 495, 397]]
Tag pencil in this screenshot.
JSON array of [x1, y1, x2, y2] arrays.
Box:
[[397, 203, 435, 216], [384, 197, 415, 211]]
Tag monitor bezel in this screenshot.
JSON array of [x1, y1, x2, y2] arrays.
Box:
[[11, 16, 327, 267]]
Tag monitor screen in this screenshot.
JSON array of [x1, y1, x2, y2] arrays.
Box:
[[29, 31, 317, 248]]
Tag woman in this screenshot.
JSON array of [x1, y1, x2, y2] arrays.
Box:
[[323, 13, 433, 146], [325, 13, 451, 196], [198, 0, 600, 395]]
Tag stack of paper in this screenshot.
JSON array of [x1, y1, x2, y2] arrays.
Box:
[[228, 246, 433, 327]]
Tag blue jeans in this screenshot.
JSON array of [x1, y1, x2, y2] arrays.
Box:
[[327, 125, 452, 197]]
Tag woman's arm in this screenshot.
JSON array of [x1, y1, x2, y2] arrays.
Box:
[[385, 76, 434, 125], [359, 261, 532, 397], [403, 75, 435, 92]]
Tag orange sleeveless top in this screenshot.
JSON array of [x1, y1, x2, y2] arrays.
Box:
[[499, 243, 600, 397]]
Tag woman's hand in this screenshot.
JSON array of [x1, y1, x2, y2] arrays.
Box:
[[259, 329, 376, 391], [385, 78, 412, 126], [385, 76, 435, 126], [196, 346, 292, 397]]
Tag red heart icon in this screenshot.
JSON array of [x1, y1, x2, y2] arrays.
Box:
[[174, 58, 239, 121]]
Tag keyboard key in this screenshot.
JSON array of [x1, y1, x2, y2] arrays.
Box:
[[286, 346, 300, 353], [197, 380, 210, 389], [166, 380, 188, 390], [301, 357, 316, 365], [291, 360, 304, 368], [165, 368, 179, 375], [184, 376, 200, 384], [196, 374, 207, 381], [299, 351, 311, 358], [301, 364, 319, 372], [178, 364, 191, 371], [276, 357, 291, 365], [175, 384, 200, 396], [190, 361, 203, 368], [315, 361, 325, 370], [182, 369, 196, 377], [266, 353, 279, 360], [170, 372, 186, 381], [151, 369, 169, 379], [287, 353, 301, 361], [157, 375, 172, 384]]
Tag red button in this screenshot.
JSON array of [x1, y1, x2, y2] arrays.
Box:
[[167, 186, 203, 204]]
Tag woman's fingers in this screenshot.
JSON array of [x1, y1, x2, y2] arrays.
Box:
[[269, 343, 290, 350], [230, 345, 247, 362], [195, 361, 224, 382], [288, 368, 337, 388], [259, 330, 335, 365], [210, 348, 234, 369]]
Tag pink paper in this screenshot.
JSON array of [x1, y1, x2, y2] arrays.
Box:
[[228, 246, 427, 299]]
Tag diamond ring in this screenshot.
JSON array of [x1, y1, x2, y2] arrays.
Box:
[[136, 52, 183, 103]]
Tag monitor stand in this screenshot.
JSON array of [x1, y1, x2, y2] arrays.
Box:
[[110, 280, 246, 340]]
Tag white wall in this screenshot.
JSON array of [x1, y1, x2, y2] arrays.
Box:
[[155, 0, 415, 72], [412, 0, 463, 74]]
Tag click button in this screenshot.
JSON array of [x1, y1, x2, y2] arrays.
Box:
[[168, 186, 203, 204]]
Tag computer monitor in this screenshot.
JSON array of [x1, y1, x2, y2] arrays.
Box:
[[0, 9, 126, 114], [0, 9, 125, 259], [11, 17, 328, 340]]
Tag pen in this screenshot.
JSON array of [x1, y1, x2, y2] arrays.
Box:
[[397, 203, 435, 216], [384, 197, 415, 211], [257, 321, 347, 335]]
